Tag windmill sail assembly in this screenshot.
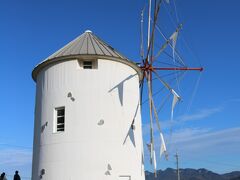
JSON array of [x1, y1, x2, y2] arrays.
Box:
[[139, 0, 203, 177], [31, 0, 203, 179]]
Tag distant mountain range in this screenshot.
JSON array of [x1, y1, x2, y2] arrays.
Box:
[[145, 168, 240, 180]]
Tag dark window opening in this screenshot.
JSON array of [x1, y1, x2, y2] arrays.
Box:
[[55, 107, 65, 132], [83, 61, 93, 69]]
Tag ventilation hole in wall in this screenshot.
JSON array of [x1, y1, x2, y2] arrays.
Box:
[[67, 92, 75, 101], [97, 119, 104, 126], [107, 164, 112, 171], [105, 163, 112, 176], [41, 122, 48, 133], [40, 169, 45, 178], [67, 92, 72, 98], [105, 171, 111, 176], [40, 169, 45, 175], [41, 125, 45, 133]]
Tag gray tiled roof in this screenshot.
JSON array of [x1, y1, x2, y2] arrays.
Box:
[[46, 30, 128, 60], [32, 30, 142, 81]]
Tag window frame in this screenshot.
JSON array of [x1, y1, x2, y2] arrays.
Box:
[[77, 59, 98, 69], [83, 61, 93, 69], [54, 107, 65, 133]]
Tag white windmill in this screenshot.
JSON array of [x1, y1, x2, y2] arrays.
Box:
[[32, 30, 145, 180], [32, 1, 203, 180]]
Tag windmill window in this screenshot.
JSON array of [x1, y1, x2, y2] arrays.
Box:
[[77, 60, 98, 69], [83, 61, 93, 69], [54, 107, 65, 132]]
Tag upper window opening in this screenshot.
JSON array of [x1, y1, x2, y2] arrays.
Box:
[[83, 61, 93, 69], [55, 107, 65, 132], [77, 60, 98, 69]]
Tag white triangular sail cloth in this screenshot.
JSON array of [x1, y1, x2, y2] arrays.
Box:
[[141, 150, 144, 175], [171, 89, 180, 120], [153, 149, 157, 171], [170, 31, 179, 59], [150, 143, 153, 163], [160, 132, 167, 157]]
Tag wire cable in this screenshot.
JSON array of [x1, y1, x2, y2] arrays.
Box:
[[172, 0, 180, 23], [155, 23, 186, 66], [185, 72, 202, 114]]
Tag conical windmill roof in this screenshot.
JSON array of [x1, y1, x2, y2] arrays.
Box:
[[47, 30, 128, 60], [32, 30, 141, 81]]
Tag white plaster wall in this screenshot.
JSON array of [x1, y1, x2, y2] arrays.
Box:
[[32, 58, 145, 180]]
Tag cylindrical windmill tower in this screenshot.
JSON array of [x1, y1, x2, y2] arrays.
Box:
[[32, 30, 145, 180]]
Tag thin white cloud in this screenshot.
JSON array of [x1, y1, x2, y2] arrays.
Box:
[[144, 127, 239, 152], [169, 128, 211, 143], [142, 106, 222, 136], [177, 107, 222, 122], [149, 127, 240, 159], [0, 148, 32, 166], [144, 127, 240, 173], [171, 127, 240, 149]]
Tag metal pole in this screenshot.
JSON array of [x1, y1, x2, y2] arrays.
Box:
[[175, 152, 180, 180], [147, 0, 152, 63], [140, 66, 203, 71], [140, 8, 144, 59], [152, 67, 203, 71]]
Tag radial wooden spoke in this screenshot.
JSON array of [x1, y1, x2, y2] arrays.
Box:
[[140, 78, 145, 106], [146, 71, 156, 169]]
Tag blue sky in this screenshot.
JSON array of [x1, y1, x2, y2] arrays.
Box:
[[0, 0, 240, 179]]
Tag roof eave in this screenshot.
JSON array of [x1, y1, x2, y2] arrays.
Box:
[[32, 55, 143, 82]]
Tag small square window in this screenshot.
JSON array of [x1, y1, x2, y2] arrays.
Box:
[[54, 107, 65, 132], [83, 61, 93, 69], [77, 60, 98, 69]]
